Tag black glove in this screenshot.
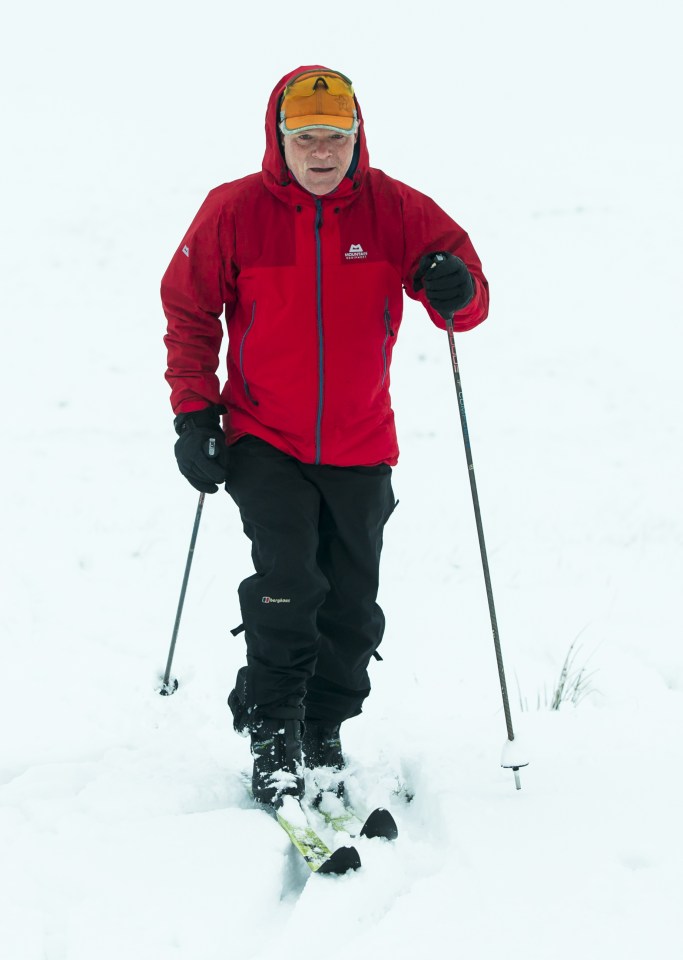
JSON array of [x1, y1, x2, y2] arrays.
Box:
[[413, 251, 474, 320], [173, 405, 229, 493]]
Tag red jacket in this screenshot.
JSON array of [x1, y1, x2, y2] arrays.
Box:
[[162, 66, 489, 467]]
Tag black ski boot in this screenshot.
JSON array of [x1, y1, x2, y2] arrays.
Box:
[[250, 719, 304, 808], [303, 721, 345, 801], [303, 722, 344, 770]]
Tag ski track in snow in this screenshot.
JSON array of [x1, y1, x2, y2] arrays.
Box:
[[2, 1, 683, 958]]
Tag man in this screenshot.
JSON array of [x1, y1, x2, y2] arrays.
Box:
[[162, 66, 489, 808]]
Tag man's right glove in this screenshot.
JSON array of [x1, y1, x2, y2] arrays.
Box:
[[413, 251, 475, 320], [173, 405, 229, 493]]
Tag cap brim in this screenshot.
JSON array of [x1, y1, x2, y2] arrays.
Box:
[[280, 114, 357, 134]]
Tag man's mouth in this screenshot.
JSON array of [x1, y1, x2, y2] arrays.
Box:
[[309, 167, 334, 173]]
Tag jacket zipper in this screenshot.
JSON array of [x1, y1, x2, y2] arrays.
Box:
[[314, 199, 324, 464], [381, 297, 395, 387], [239, 301, 259, 405]]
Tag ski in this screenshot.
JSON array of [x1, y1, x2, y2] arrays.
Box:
[[312, 791, 399, 841], [241, 775, 361, 874], [273, 797, 361, 874], [240, 770, 401, 871]]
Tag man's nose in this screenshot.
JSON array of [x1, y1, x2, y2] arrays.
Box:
[[311, 142, 332, 158]]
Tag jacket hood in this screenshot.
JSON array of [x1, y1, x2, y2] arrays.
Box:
[[262, 65, 369, 196]]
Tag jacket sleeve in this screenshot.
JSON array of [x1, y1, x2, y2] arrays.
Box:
[[399, 184, 489, 333], [161, 190, 236, 413]]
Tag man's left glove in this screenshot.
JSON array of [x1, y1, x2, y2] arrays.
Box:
[[173, 404, 229, 493], [413, 251, 475, 320]]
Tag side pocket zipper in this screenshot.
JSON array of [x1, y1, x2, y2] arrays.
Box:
[[381, 297, 395, 387], [239, 301, 259, 406]]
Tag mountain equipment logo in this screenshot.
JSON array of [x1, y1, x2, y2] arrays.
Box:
[[182, 245, 190, 257], [345, 243, 368, 261]]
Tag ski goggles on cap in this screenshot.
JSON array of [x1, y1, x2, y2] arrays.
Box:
[[279, 70, 358, 135]]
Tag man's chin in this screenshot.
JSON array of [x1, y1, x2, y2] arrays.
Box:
[[303, 173, 341, 194]]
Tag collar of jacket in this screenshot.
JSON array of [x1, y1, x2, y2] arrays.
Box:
[[262, 168, 363, 209]]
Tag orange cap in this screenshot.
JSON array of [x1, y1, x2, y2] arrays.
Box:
[[279, 70, 358, 135]]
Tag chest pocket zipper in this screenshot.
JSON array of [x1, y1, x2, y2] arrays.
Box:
[[239, 301, 259, 406]]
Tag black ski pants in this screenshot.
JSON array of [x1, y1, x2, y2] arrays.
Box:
[[225, 436, 395, 725]]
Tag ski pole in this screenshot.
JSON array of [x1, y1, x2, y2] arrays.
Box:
[[430, 258, 528, 789], [159, 491, 206, 695]]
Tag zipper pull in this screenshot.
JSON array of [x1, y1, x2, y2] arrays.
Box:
[[384, 305, 395, 337]]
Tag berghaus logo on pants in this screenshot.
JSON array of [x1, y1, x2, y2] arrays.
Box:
[[261, 596, 291, 604]]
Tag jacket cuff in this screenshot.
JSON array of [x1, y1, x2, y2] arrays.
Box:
[[173, 403, 226, 435]]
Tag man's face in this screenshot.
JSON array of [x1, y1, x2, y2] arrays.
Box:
[[282, 128, 357, 196]]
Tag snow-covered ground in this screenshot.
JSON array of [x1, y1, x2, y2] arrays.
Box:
[[2, 1, 682, 957]]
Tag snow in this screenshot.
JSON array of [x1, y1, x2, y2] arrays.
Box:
[[2, 1, 683, 957]]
